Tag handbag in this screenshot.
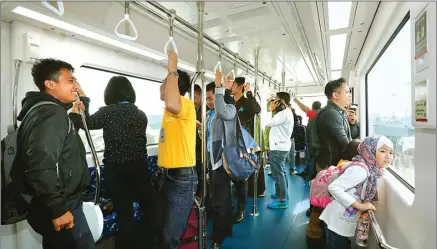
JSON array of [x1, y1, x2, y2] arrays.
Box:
[[221, 115, 261, 181]]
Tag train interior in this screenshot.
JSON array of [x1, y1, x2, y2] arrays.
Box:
[[1, 1, 436, 249]]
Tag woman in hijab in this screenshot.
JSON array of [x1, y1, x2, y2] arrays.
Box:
[[319, 135, 394, 249]]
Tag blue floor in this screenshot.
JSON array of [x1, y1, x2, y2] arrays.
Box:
[[207, 165, 310, 249]]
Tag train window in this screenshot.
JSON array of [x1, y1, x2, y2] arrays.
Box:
[[365, 13, 414, 189], [76, 66, 164, 153]]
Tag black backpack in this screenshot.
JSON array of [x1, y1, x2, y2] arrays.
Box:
[[1, 101, 57, 225], [306, 108, 326, 158]]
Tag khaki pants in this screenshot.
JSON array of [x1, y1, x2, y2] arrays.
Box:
[[306, 164, 325, 239]]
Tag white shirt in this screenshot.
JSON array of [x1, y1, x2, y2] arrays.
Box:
[[267, 108, 294, 151], [319, 166, 368, 237]]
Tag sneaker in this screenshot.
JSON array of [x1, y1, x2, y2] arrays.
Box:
[[267, 201, 288, 209], [271, 194, 289, 199]]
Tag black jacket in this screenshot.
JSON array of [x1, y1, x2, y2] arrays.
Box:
[[235, 91, 261, 136], [350, 121, 360, 139], [315, 101, 352, 168], [16, 92, 89, 219], [69, 97, 148, 164]]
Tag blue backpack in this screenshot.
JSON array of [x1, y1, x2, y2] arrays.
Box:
[[221, 116, 261, 181]]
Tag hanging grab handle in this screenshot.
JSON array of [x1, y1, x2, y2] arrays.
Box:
[[164, 9, 178, 55], [226, 53, 238, 81], [115, 2, 138, 41], [41, 0, 64, 16], [214, 44, 224, 73]]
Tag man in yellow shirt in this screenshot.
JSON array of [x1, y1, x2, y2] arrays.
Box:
[[158, 51, 197, 249]]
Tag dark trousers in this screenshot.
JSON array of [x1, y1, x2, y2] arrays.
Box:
[[211, 167, 233, 244], [235, 180, 247, 212], [27, 198, 95, 249], [160, 167, 198, 249], [105, 159, 162, 249], [248, 159, 266, 197]]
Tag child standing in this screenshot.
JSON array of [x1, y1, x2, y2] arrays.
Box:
[[320, 135, 394, 249]]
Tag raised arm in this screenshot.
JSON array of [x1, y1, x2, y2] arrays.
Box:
[[165, 51, 182, 115], [214, 71, 236, 120], [293, 98, 311, 113]]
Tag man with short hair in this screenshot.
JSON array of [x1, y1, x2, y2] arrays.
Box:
[[266, 92, 294, 209], [206, 73, 237, 249], [306, 78, 352, 247], [158, 51, 197, 249], [229, 76, 262, 222], [16, 58, 94, 249], [315, 78, 352, 170]]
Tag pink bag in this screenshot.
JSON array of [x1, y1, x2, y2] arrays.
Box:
[[309, 161, 368, 208]]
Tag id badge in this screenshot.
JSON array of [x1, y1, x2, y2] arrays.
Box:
[[160, 127, 165, 143]]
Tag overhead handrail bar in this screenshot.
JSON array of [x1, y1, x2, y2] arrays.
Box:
[[368, 211, 399, 249], [133, 1, 273, 81], [41, 0, 64, 16], [164, 9, 178, 55], [213, 43, 223, 73], [114, 2, 139, 41]]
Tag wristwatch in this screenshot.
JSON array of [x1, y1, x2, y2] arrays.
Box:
[[168, 71, 179, 78]]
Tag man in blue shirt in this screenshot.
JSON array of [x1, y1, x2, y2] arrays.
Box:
[[205, 72, 238, 248]]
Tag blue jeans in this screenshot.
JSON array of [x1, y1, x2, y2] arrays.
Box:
[[27, 198, 95, 249], [160, 168, 198, 249], [287, 138, 296, 169], [269, 151, 289, 201]]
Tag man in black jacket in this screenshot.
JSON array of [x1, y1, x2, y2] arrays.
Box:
[[16, 59, 94, 249], [315, 78, 352, 170], [229, 76, 262, 223]]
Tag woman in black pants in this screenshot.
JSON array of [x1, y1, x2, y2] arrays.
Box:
[[71, 76, 162, 248]]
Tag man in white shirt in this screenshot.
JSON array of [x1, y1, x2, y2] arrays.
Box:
[[266, 92, 294, 209]]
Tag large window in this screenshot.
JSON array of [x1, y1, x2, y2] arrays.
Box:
[[76, 66, 164, 153], [365, 13, 415, 189]]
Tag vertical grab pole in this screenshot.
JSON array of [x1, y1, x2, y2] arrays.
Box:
[[195, 1, 207, 249], [282, 69, 286, 92], [12, 60, 23, 127], [250, 46, 260, 217]]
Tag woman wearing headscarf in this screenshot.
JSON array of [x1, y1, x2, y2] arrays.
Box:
[[319, 135, 394, 249]]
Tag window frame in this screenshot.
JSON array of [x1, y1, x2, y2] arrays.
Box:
[[78, 65, 163, 153], [364, 11, 415, 193]]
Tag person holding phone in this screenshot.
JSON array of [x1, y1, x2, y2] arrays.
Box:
[[347, 104, 360, 139]]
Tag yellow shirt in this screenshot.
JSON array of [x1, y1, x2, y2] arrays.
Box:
[[158, 96, 196, 168]]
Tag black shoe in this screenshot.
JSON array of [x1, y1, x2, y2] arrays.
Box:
[[258, 192, 266, 197], [296, 171, 307, 177], [306, 207, 311, 217], [210, 242, 222, 249], [235, 211, 244, 223]]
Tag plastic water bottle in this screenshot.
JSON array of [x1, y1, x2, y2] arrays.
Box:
[[356, 211, 370, 247]]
